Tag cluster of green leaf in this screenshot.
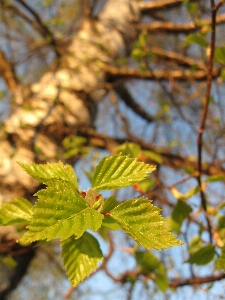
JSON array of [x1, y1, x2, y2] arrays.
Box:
[[0, 153, 183, 288]]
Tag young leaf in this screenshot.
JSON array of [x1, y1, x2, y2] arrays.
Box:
[[61, 232, 103, 287], [135, 250, 161, 272], [0, 198, 32, 225], [19, 162, 78, 189], [171, 200, 192, 232], [20, 181, 103, 243], [135, 250, 168, 292], [187, 244, 215, 265], [216, 246, 225, 270], [116, 142, 141, 158], [101, 196, 121, 230], [102, 196, 120, 213], [92, 154, 155, 190], [110, 198, 183, 250]]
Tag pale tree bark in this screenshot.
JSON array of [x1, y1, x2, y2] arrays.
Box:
[[0, 0, 140, 201], [1, 0, 225, 298], [0, 1, 140, 298]]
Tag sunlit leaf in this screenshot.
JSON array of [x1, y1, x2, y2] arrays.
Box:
[[187, 244, 215, 265], [20, 181, 103, 243], [61, 232, 103, 287], [19, 162, 78, 189], [110, 198, 183, 250], [92, 154, 156, 190], [0, 198, 32, 225]]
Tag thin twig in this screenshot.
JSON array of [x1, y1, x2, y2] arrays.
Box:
[[14, 0, 61, 58], [196, 0, 220, 243]]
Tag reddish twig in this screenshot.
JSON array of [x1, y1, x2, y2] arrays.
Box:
[[196, 1, 222, 242]]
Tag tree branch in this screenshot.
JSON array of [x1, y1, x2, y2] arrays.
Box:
[[169, 273, 225, 288], [105, 65, 221, 81], [0, 50, 19, 91], [114, 81, 155, 123], [77, 125, 225, 177], [14, 0, 61, 57], [196, 1, 219, 242], [139, 13, 225, 33], [139, 0, 183, 13], [149, 47, 207, 70]]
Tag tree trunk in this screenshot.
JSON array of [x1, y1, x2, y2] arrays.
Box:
[[0, 0, 140, 297]]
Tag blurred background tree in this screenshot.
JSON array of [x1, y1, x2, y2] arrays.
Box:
[[1, 0, 225, 299]]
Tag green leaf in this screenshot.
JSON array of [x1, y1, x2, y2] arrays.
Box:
[[155, 264, 168, 292], [0, 198, 32, 225], [101, 196, 121, 230], [143, 150, 163, 164], [171, 200, 192, 232], [110, 198, 183, 250], [116, 142, 141, 158], [19, 162, 78, 189], [216, 247, 225, 270], [136, 177, 155, 193], [20, 181, 103, 243], [205, 175, 225, 182], [101, 216, 121, 230], [179, 186, 200, 201], [182, 33, 208, 48], [135, 250, 168, 292], [135, 250, 161, 272], [61, 232, 103, 287], [102, 196, 120, 213], [92, 154, 156, 190], [187, 244, 215, 265], [214, 47, 225, 64]]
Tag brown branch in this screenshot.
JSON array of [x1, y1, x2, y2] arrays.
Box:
[[77, 125, 225, 177], [105, 65, 221, 81], [14, 0, 61, 57], [149, 47, 207, 70], [139, 0, 183, 13], [169, 273, 225, 288], [0, 50, 19, 91], [196, 1, 219, 243], [114, 81, 155, 123], [139, 13, 225, 33]]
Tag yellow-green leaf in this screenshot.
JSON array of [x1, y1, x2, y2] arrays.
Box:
[[61, 232, 103, 287], [110, 198, 183, 250]]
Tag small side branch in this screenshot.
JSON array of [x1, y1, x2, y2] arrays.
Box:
[[0, 50, 19, 91], [196, 1, 221, 242], [14, 0, 61, 57], [139, 14, 225, 34]]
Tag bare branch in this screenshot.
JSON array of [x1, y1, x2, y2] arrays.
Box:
[[14, 0, 61, 57], [169, 273, 225, 288], [0, 50, 19, 91], [114, 81, 155, 123], [149, 47, 207, 70], [139, 13, 225, 33], [139, 0, 183, 13], [105, 65, 221, 81]]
